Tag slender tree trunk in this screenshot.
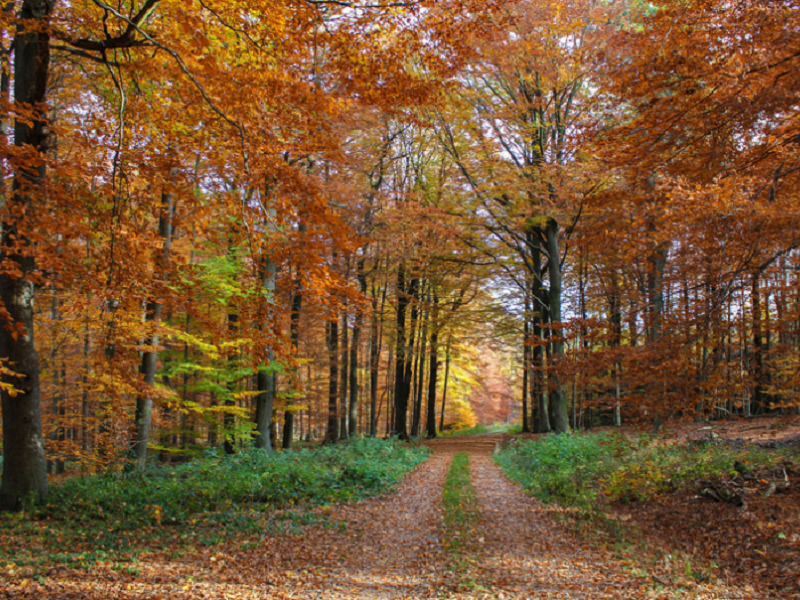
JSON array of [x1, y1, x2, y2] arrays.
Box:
[[440, 340, 451, 432], [339, 307, 349, 439], [426, 293, 439, 439], [224, 308, 239, 455], [368, 279, 381, 437], [610, 271, 622, 427], [400, 277, 419, 438], [392, 265, 410, 438], [752, 271, 764, 415], [135, 187, 174, 467], [0, 0, 54, 509], [326, 316, 340, 443], [411, 296, 428, 438], [350, 257, 365, 438], [522, 286, 531, 433], [254, 252, 277, 450], [283, 275, 302, 449]]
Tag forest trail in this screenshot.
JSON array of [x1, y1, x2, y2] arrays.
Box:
[[3, 435, 761, 600]]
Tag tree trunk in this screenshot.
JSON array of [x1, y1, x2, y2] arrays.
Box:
[[426, 293, 439, 439], [135, 188, 174, 467], [283, 275, 302, 449], [533, 244, 550, 433], [440, 341, 451, 432], [411, 295, 428, 438], [350, 257, 365, 438], [752, 271, 764, 414], [392, 265, 410, 438], [522, 287, 531, 433], [368, 278, 382, 437], [0, 0, 54, 510], [326, 316, 340, 443], [546, 218, 568, 432], [254, 253, 277, 450]]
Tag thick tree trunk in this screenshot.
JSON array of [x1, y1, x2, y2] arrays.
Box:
[[0, 0, 54, 510], [546, 218, 568, 432]]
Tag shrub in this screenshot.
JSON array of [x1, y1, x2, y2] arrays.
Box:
[[41, 437, 429, 527]]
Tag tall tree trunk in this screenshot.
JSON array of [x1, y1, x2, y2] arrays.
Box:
[[392, 264, 410, 438], [135, 186, 174, 467], [326, 316, 339, 443], [368, 278, 382, 437], [254, 253, 277, 450], [546, 218, 568, 432], [339, 308, 349, 439], [647, 217, 668, 345], [350, 257, 366, 438], [224, 309, 239, 455], [752, 270, 764, 414], [0, 0, 54, 510], [522, 286, 531, 433], [411, 294, 428, 438], [610, 271, 622, 427], [283, 274, 302, 449], [426, 293, 439, 439], [533, 244, 550, 433], [400, 277, 420, 438], [440, 340, 451, 432]]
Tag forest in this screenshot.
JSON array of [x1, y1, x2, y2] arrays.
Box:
[[0, 0, 798, 514]]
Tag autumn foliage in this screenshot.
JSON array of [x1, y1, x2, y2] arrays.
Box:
[[0, 0, 798, 510]]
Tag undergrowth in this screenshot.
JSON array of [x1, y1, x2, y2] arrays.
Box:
[[495, 431, 797, 509], [0, 438, 428, 571]]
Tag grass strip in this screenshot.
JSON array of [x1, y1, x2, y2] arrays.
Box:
[[442, 452, 481, 577]]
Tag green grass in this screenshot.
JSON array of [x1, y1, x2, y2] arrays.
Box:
[[495, 431, 798, 509], [442, 453, 480, 555], [0, 438, 429, 571]]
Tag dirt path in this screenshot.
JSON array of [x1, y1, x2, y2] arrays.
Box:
[[2, 435, 763, 599]]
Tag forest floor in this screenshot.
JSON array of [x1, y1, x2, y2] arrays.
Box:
[[1, 429, 793, 599]]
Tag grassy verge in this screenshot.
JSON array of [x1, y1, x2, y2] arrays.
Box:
[[0, 437, 429, 572], [495, 431, 798, 508], [495, 431, 799, 594], [442, 452, 481, 587]]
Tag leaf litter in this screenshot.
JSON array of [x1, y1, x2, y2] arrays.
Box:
[[0, 433, 784, 599]]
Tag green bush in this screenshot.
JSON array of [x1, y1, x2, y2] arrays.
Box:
[[496, 431, 797, 508], [41, 437, 429, 527]]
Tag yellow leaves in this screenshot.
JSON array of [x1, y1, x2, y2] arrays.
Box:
[[161, 323, 220, 359]]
